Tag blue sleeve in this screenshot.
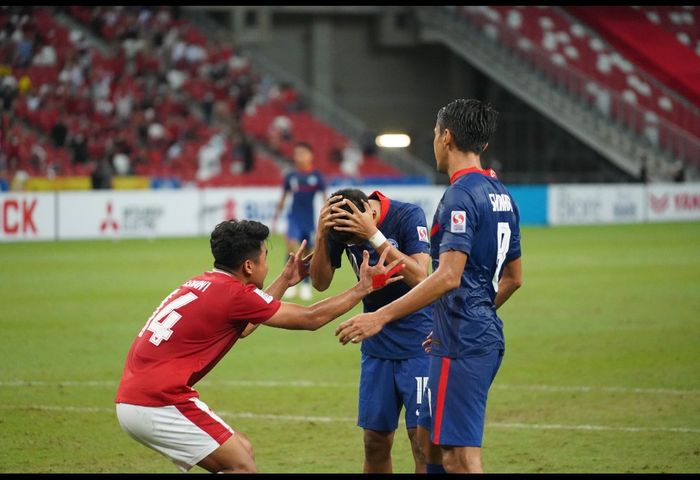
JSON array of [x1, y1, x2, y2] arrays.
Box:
[[506, 198, 521, 262], [439, 185, 478, 256], [397, 205, 430, 256]]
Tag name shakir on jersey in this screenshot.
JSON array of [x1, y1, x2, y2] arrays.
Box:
[[489, 193, 513, 212]]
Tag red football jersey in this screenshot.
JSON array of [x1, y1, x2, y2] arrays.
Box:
[[115, 270, 281, 406]]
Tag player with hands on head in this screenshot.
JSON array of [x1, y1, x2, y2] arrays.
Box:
[[335, 99, 522, 474], [115, 219, 402, 474], [309, 188, 434, 474]]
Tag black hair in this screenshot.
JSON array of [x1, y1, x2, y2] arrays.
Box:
[[436, 99, 499, 154], [327, 188, 369, 245], [210, 219, 269, 270], [294, 141, 313, 153]]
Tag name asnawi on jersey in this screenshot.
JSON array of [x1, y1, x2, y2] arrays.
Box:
[[489, 193, 513, 212], [183, 279, 212, 292]]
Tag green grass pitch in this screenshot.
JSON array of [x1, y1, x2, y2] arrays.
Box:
[[1, 222, 699, 473]]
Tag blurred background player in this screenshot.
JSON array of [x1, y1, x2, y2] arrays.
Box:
[[115, 219, 404, 473], [335, 99, 523, 473], [272, 141, 327, 300], [309, 188, 433, 473]]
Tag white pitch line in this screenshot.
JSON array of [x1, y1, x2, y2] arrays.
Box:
[[492, 384, 700, 396], [488, 422, 700, 434], [2, 380, 699, 396], [1, 404, 698, 434]]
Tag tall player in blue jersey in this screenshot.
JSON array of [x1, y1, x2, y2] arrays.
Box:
[[335, 99, 523, 473], [309, 188, 433, 473], [272, 141, 327, 300]]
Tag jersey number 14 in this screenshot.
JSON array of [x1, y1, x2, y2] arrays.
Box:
[[138, 290, 199, 346]]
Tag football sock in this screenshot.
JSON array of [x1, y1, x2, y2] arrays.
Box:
[[426, 464, 446, 474]]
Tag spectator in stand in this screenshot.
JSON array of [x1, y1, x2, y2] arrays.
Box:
[[267, 114, 293, 154], [15, 23, 35, 68], [91, 156, 113, 189], [0, 75, 17, 110], [32, 37, 57, 66], [113, 151, 131, 176], [341, 140, 363, 178], [202, 92, 214, 125], [29, 142, 47, 175], [361, 130, 378, 157], [69, 132, 88, 165], [237, 133, 255, 173]]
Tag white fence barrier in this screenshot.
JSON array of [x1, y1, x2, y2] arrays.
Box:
[[1, 184, 698, 242]]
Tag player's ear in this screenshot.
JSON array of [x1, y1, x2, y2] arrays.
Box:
[[242, 259, 254, 276], [443, 128, 452, 148]]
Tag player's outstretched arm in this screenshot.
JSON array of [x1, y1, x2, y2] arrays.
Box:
[[241, 241, 312, 339], [308, 195, 342, 291], [265, 240, 310, 300], [495, 257, 522, 310], [335, 249, 467, 345], [264, 248, 405, 331]]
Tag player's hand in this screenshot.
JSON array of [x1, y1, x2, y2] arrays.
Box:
[[422, 331, 433, 353], [318, 195, 343, 235], [335, 312, 384, 345], [281, 239, 309, 287], [330, 199, 376, 240], [357, 246, 405, 294]]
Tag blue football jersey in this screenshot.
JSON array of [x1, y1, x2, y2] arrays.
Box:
[[328, 191, 433, 359], [284, 169, 326, 230], [429, 167, 521, 358]]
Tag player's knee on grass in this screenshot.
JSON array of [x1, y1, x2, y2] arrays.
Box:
[[363, 429, 394, 462]]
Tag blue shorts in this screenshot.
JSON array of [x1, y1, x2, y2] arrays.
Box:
[[417, 349, 503, 447], [286, 219, 315, 247], [358, 353, 430, 432]]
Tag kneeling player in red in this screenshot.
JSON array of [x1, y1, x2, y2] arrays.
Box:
[[115, 219, 403, 473]]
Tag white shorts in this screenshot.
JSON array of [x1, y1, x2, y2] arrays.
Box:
[[116, 398, 235, 472]]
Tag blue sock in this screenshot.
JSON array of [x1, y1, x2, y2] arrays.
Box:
[[426, 464, 446, 474]]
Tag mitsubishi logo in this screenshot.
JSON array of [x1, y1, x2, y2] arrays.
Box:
[[100, 201, 120, 233]]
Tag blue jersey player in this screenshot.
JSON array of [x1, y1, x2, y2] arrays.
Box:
[[309, 188, 433, 473], [335, 99, 523, 473], [272, 142, 327, 300]]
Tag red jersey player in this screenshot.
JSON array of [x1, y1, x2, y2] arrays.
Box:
[[115, 219, 404, 473]]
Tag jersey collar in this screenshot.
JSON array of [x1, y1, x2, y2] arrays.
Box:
[[368, 190, 391, 227], [212, 267, 234, 277], [450, 167, 497, 184]]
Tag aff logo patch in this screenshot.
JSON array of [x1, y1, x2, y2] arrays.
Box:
[[417, 226, 428, 243], [253, 287, 274, 304], [450, 211, 466, 233]]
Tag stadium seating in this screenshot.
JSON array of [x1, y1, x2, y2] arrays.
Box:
[[565, 6, 700, 110], [456, 6, 700, 159], [632, 6, 700, 61], [0, 6, 400, 188]]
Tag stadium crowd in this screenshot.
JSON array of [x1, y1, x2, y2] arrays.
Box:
[[0, 5, 395, 190]]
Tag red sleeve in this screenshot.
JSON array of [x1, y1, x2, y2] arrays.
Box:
[[230, 284, 282, 325]]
